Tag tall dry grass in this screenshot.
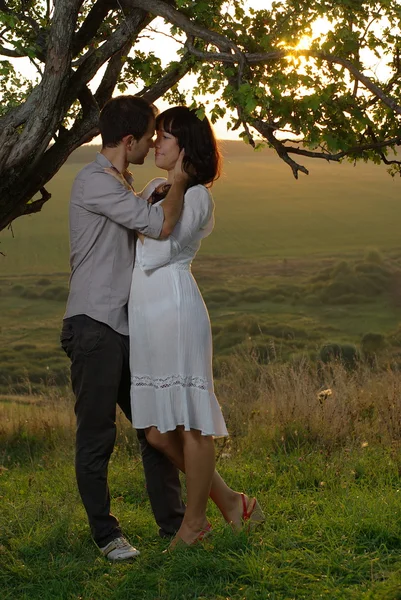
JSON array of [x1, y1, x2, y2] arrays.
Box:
[[0, 384, 138, 456], [216, 353, 401, 448], [1, 354, 401, 453]]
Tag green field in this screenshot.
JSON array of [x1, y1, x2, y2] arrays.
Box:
[[1, 142, 401, 393], [3, 438, 401, 600], [1, 142, 400, 273], [2, 144, 401, 598]]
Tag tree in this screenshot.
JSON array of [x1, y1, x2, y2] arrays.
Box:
[[0, 0, 400, 231]]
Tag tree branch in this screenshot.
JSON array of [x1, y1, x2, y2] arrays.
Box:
[[23, 187, 51, 216], [0, 44, 25, 57], [69, 7, 152, 101], [72, 0, 116, 56], [253, 120, 309, 179], [0, 0, 83, 170], [316, 52, 401, 117], [184, 44, 401, 117], [94, 40, 131, 107], [138, 54, 192, 103], [252, 115, 401, 177], [284, 137, 401, 161], [128, 0, 237, 52], [184, 38, 236, 63]]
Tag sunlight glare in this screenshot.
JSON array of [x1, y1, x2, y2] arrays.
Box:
[[295, 35, 312, 51]]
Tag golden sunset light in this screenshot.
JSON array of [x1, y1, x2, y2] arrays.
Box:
[[1, 2, 401, 597]]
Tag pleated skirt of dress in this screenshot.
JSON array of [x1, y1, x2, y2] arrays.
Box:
[[128, 263, 228, 437]]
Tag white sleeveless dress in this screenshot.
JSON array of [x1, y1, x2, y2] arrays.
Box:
[[128, 178, 228, 437]]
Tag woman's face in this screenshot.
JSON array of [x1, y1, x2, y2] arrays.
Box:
[[154, 127, 181, 171]]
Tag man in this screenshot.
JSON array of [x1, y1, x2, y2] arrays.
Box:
[[60, 96, 186, 561]]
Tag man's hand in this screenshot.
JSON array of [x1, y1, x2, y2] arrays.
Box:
[[159, 161, 187, 238], [173, 149, 191, 184]]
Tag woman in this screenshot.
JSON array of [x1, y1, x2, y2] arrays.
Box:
[[129, 106, 264, 548]]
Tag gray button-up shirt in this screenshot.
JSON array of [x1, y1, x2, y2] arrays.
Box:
[[64, 152, 164, 335]]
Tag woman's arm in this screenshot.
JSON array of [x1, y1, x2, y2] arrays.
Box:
[[137, 186, 214, 271]]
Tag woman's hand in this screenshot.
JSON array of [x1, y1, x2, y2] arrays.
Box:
[[103, 167, 133, 192]]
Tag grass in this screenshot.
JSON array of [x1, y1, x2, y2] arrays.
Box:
[[2, 421, 401, 598], [2, 351, 401, 598], [3, 355, 401, 447]]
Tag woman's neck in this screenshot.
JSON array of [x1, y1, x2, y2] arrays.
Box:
[[166, 169, 174, 185]]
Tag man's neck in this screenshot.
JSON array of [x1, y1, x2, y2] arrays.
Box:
[[101, 146, 128, 174]]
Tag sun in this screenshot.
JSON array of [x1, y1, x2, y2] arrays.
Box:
[[295, 35, 312, 51]]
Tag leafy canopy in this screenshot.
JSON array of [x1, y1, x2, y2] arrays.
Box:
[[0, 0, 400, 228]]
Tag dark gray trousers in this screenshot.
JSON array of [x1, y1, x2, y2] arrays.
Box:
[[60, 314, 185, 546]]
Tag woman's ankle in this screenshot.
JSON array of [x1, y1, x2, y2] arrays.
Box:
[[222, 491, 247, 528], [180, 516, 209, 533], [226, 491, 243, 515]]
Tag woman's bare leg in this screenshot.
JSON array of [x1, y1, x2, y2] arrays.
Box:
[[173, 429, 215, 542], [208, 471, 247, 530], [145, 427, 250, 533], [145, 427, 185, 469]]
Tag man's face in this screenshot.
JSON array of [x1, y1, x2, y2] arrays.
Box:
[[128, 118, 155, 165]]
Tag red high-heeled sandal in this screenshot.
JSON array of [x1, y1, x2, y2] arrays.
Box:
[[241, 493, 265, 530], [194, 522, 213, 542]]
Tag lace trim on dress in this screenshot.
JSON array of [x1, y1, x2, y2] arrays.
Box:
[[131, 374, 209, 390]]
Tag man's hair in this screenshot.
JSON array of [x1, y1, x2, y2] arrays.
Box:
[[99, 96, 157, 148]]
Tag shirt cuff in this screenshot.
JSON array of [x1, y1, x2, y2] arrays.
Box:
[[142, 204, 164, 239]]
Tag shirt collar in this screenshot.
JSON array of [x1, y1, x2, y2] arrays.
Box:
[[95, 152, 134, 185], [95, 152, 113, 168]]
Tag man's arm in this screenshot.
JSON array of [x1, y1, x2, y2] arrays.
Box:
[[80, 170, 164, 238], [158, 150, 188, 239]]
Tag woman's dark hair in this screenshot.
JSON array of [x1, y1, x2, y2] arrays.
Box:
[[156, 106, 221, 188], [99, 95, 157, 148]]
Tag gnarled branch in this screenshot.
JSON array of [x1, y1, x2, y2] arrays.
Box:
[[252, 117, 401, 178], [73, 0, 116, 56], [23, 187, 51, 216], [1, 0, 83, 170], [252, 119, 309, 178], [128, 0, 237, 52]]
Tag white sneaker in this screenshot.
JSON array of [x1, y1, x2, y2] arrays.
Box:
[[100, 536, 140, 561]]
